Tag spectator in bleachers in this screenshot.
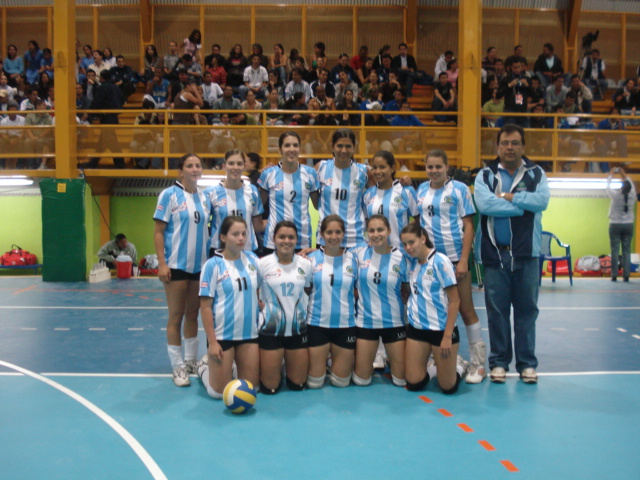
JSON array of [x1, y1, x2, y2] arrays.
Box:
[[384, 87, 405, 116], [44, 86, 54, 110], [334, 70, 359, 104], [0, 74, 16, 102], [482, 88, 504, 127], [337, 88, 360, 126], [200, 70, 223, 108], [262, 87, 286, 125], [142, 44, 162, 82], [145, 67, 171, 108], [309, 42, 326, 70], [446, 58, 459, 89], [0, 100, 25, 169], [581, 48, 607, 100], [0, 90, 9, 118], [361, 69, 382, 101], [171, 81, 204, 156], [380, 70, 401, 103], [482, 46, 498, 74], [391, 43, 419, 97], [482, 74, 499, 105], [102, 48, 116, 69], [211, 84, 242, 124], [435, 50, 454, 78], [24, 98, 53, 169], [225, 44, 248, 90], [207, 54, 227, 88], [180, 54, 202, 84], [203, 43, 222, 69], [364, 102, 389, 128], [251, 44, 269, 69], [13, 74, 28, 104], [270, 44, 287, 85], [308, 84, 336, 113], [376, 53, 393, 85], [494, 59, 506, 83], [240, 54, 269, 101], [163, 41, 180, 78], [351, 45, 369, 72], [432, 71, 457, 122], [78, 44, 93, 81], [37, 72, 52, 100], [373, 45, 392, 70], [360, 87, 383, 111], [561, 91, 579, 114], [286, 48, 309, 75], [307, 55, 325, 84], [527, 76, 545, 112], [75, 83, 90, 124], [310, 67, 335, 99], [39, 48, 53, 81], [111, 55, 137, 101], [83, 69, 99, 104], [287, 56, 308, 82], [23, 40, 43, 86], [356, 57, 375, 86], [330, 53, 356, 85], [88, 50, 110, 78], [20, 87, 39, 111], [568, 74, 593, 113], [285, 68, 312, 103], [284, 91, 309, 125], [4, 45, 24, 86], [391, 100, 424, 127], [595, 107, 627, 159], [183, 29, 202, 64], [241, 90, 261, 123], [613, 78, 637, 115], [533, 43, 564, 88], [544, 74, 568, 112], [499, 56, 531, 128], [267, 69, 284, 97]]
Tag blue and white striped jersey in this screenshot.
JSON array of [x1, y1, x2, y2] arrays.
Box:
[[153, 182, 211, 274], [353, 246, 409, 329], [316, 159, 369, 248], [407, 250, 457, 331], [363, 181, 418, 249], [417, 179, 476, 262], [205, 180, 264, 252], [307, 247, 358, 329], [258, 253, 313, 337], [199, 251, 261, 341], [258, 163, 320, 249]]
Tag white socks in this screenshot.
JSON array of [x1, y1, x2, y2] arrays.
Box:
[[465, 322, 483, 345], [183, 336, 198, 363]]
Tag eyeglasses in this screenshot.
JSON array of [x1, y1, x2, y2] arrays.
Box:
[[499, 141, 522, 147]]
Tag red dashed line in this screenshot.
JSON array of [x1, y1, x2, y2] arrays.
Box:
[[139, 296, 148, 299], [479, 440, 496, 451], [501, 460, 519, 472], [154, 298, 164, 302], [124, 294, 134, 297], [457, 423, 473, 433], [418, 395, 432, 404], [437, 408, 453, 417]]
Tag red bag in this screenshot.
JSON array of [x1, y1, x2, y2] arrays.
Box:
[[1, 245, 38, 266]]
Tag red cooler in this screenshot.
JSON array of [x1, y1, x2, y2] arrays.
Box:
[[116, 255, 132, 279]]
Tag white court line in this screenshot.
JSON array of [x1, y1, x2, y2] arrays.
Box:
[[550, 327, 566, 331], [54, 328, 70, 331], [128, 328, 144, 331], [633, 335, 640, 340], [89, 328, 106, 331], [0, 360, 168, 480], [21, 327, 37, 331], [618, 328, 628, 332], [584, 328, 600, 331]]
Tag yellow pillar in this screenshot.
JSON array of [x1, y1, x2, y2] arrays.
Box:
[[457, 0, 482, 169], [406, 0, 417, 56], [53, 0, 77, 179]]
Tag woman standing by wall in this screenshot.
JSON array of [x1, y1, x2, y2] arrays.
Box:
[[607, 167, 637, 282]]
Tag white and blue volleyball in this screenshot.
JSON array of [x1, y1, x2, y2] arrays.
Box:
[[223, 379, 257, 414]]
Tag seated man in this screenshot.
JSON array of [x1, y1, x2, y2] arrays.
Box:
[[97, 233, 137, 269], [391, 43, 419, 97], [145, 67, 172, 108], [308, 84, 336, 123], [309, 68, 335, 99], [329, 54, 357, 86], [435, 50, 454, 79], [581, 48, 608, 101], [239, 54, 268, 101], [544, 74, 568, 112], [568, 74, 593, 113], [284, 68, 313, 103], [334, 70, 359, 105], [110, 55, 137, 101], [432, 71, 457, 122], [533, 43, 564, 88]]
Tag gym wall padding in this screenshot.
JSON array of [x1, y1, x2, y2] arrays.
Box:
[[40, 179, 87, 282]]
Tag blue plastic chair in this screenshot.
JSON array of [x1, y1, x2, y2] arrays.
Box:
[[539, 231, 572, 285]]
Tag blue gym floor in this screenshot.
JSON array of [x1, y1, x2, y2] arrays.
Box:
[[1, 276, 639, 480]]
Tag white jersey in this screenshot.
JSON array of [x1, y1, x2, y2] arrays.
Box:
[[258, 253, 313, 337], [205, 180, 264, 252], [354, 246, 409, 329], [307, 248, 358, 329], [316, 159, 369, 248], [417, 179, 476, 262], [258, 163, 320, 249], [363, 181, 418, 249], [199, 251, 261, 341], [153, 182, 211, 274], [407, 250, 457, 331]]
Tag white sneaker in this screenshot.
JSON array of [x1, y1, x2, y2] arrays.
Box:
[[172, 366, 190, 387], [456, 355, 470, 379], [184, 359, 198, 375], [490, 366, 506, 383], [465, 342, 487, 384], [520, 368, 538, 384], [373, 351, 388, 370]]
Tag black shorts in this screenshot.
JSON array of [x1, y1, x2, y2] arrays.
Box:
[[259, 333, 308, 351], [170, 268, 200, 281], [307, 325, 357, 350], [406, 324, 460, 347], [356, 326, 407, 344], [217, 338, 259, 352]]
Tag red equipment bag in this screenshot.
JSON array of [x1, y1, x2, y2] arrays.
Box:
[[1, 245, 38, 266]]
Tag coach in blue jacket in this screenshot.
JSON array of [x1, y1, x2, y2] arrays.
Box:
[[474, 124, 550, 385]]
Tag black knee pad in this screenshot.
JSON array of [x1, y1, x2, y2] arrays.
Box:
[[406, 373, 429, 392], [286, 377, 306, 391], [260, 382, 280, 395], [441, 373, 461, 395]]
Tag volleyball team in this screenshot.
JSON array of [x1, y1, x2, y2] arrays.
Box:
[[153, 128, 487, 398]]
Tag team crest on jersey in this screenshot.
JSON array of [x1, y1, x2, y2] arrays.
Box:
[[516, 181, 527, 192], [344, 266, 355, 277], [304, 182, 312, 190], [393, 196, 402, 204], [250, 198, 256, 206], [171, 201, 188, 213], [265, 269, 281, 279], [297, 267, 306, 276], [426, 268, 434, 277], [443, 196, 453, 204], [353, 180, 362, 188], [247, 264, 256, 272]]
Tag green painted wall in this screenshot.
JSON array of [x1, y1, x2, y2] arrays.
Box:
[[111, 197, 158, 259], [0, 196, 43, 272]]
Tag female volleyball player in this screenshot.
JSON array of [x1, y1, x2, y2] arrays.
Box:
[[316, 128, 370, 248], [416, 149, 487, 383], [153, 153, 211, 387], [401, 222, 467, 394], [205, 150, 264, 255], [258, 131, 320, 252], [352, 215, 409, 388], [306, 215, 359, 388], [197, 216, 261, 399], [258, 221, 313, 393]]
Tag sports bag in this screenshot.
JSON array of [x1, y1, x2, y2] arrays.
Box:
[[576, 256, 601, 272], [1, 245, 38, 266]]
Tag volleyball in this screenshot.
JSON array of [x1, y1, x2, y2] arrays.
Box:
[[223, 379, 257, 414]]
